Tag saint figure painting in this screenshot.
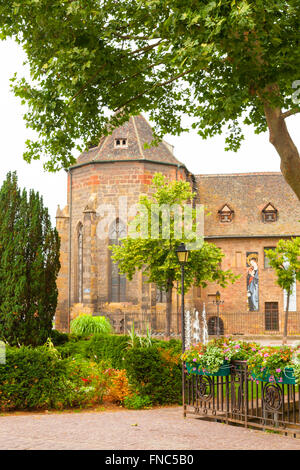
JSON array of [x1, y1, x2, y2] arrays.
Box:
[[246, 252, 259, 311]]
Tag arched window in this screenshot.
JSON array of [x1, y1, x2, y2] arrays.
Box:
[[109, 219, 126, 302], [77, 223, 83, 303]]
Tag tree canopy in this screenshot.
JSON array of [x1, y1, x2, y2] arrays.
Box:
[[0, 1, 299, 198]]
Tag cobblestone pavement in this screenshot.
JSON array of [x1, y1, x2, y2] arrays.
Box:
[[1, 407, 300, 450]]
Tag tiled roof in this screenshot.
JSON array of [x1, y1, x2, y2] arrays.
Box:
[[75, 114, 184, 167], [195, 173, 300, 238]]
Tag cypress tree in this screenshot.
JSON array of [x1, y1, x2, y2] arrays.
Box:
[[0, 172, 60, 346]]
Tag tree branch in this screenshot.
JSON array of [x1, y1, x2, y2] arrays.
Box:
[[110, 60, 164, 88], [282, 108, 300, 119], [68, 40, 164, 104], [114, 69, 192, 112]]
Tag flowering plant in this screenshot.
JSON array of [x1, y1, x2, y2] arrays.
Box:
[[291, 345, 300, 385], [247, 346, 294, 382], [182, 338, 234, 374], [182, 337, 260, 373]]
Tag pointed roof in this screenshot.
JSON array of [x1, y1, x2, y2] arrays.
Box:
[[262, 202, 277, 213], [75, 114, 185, 167]]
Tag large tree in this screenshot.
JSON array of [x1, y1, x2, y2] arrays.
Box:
[[0, 1, 300, 199], [0, 172, 60, 346], [111, 173, 237, 337]]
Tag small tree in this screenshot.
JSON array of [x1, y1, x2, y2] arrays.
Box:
[[0, 172, 60, 346], [111, 173, 237, 337], [265, 238, 300, 345]]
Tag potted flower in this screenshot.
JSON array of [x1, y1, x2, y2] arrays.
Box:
[[182, 339, 233, 376], [291, 345, 300, 385], [247, 346, 296, 385]]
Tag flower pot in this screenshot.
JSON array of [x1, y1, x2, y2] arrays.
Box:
[[251, 367, 296, 385], [185, 361, 231, 377]]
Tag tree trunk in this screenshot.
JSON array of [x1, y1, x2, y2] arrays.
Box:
[[263, 98, 300, 201], [165, 281, 173, 340], [283, 291, 290, 345]]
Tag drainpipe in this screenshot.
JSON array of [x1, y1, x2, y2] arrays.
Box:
[[68, 169, 73, 333]]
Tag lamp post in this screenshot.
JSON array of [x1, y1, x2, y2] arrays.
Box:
[[213, 290, 224, 336], [176, 243, 189, 353], [176, 242, 189, 419]]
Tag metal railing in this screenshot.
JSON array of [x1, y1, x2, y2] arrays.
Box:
[[205, 311, 300, 337], [104, 310, 300, 337], [184, 360, 300, 437]]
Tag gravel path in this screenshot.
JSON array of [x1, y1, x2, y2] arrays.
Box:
[[1, 407, 300, 450]]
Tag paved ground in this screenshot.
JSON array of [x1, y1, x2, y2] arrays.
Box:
[[1, 407, 300, 450]]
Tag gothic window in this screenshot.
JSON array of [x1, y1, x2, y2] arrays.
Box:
[[109, 219, 127, 302], [77, 223, 83, 303], [262, 203, 278, 223], [114, 138, 128, 148], [218, 204, 234, 223]]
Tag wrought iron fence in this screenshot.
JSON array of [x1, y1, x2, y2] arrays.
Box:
[[204, 311, 300, 337], [184, 360, 300, 437], [105, 310, 300, 338]]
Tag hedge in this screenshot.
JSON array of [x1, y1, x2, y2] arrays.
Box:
[[0, 334, 183, 411], [123, 345, 182, 405], [57, 334, 182, 404], [57, 334, 130, 369], [0, 346, 111, 411]]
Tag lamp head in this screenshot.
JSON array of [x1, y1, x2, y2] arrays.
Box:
[[176, 242, 189, 265]]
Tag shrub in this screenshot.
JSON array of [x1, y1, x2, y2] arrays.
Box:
[[57, 334, 130, 369], [50, 329, 70, 346], [0, 345, 111, 411], [70, 315, 112, 336], [104, 368, 130, 404], [124, 394, 152, 410], [123, 345, 182, 405]]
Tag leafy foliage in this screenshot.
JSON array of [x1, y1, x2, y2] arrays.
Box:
[[0, 172, 60, 347], [265, 238, 300, 342], [123, 344, 182, 405], [0, 1, 299, 198], [182, 337, 260, 374], [0, 344, 112, 411], [265, 238, 300, 294], [57, 334, 130, 369], [70, 314, 113, 336]]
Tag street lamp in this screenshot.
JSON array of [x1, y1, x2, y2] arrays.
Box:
[[176, 242, 189, 419], [176, 243, 189, 353], [213, 290, 224, 336]]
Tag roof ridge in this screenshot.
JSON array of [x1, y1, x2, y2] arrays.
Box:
[[132, 115, 145, 159]]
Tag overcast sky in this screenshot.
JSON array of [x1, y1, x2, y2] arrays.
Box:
[[0, 39, 299, 224]]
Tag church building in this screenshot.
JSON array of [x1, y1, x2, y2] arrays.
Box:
[[55, 115, 300, 336]]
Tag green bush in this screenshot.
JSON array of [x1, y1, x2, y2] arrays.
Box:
[[70, 315, 113, 336], [0, 345, 110, 411], [56, 333, 183, 406], [123, 345, 182, 405], [57, 334, 129, 369], [123, 394, 152, 409], [50, 329, 69, 346]]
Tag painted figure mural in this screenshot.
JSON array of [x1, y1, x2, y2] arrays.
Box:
[[246, 252, 259, 311]]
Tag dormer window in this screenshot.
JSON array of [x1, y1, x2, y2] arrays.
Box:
[[218, 204, 234, 223], [114, 138, 128, 148], [262, 203, 278, 223]]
